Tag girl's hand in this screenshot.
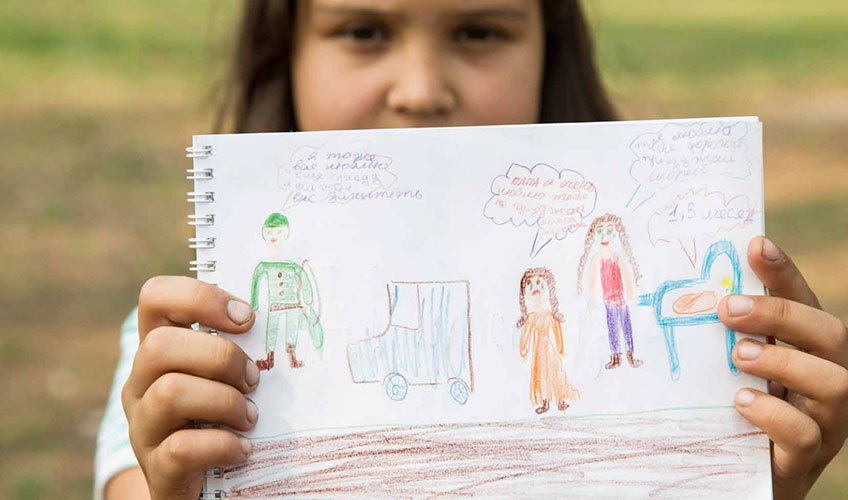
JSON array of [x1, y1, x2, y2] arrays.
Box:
[[719, 237, 848, 500], [121, 276, 260, 500]]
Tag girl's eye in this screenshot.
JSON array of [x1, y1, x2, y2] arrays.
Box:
[[454, 25, 506, 43], [336, 23, 390, 44]]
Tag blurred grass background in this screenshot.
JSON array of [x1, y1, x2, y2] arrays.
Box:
[[1, 0, 846, 498]]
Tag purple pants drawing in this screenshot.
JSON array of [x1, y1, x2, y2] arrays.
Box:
[[605, 304, 634, 355]]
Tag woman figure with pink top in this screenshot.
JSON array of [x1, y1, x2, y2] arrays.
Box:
[[577, 213, 644, 370]]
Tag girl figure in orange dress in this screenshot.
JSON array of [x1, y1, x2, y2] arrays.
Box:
[[517, 267, 579, 415]]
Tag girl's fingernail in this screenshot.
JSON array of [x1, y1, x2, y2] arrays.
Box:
[[735, 389, 756, 407], [227, 299, 254, 325], [737, 341, 763, 360], [240, 436, 252, 457], [726, 295, 754, 316], [761, 237, 780, 262], [245, 359, 260, 387], [246, 398, 259, 424]]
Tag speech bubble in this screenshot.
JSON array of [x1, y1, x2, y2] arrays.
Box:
[[647, 187, 759, 267], [484, 163, 597, 258], [627, 121, 752, 210], [277, 141, 422, 207]]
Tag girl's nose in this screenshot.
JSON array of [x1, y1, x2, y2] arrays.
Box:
[[385, 43, 457, 117]]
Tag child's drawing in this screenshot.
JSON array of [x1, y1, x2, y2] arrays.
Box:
[[517, 268, 579, 414], [638, 240, 742, 380], [250, 212, 324, 370], [224, 409, 766, 499], [483, 163, 597, 258], [577, 213, 644, 370], [347, 281, 473, 404]]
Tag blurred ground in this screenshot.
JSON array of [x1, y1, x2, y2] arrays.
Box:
[[1, 0, 846, 498]]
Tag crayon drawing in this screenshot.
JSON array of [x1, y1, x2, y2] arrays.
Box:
[[517, 268, 579, 414], [577, 214, 644, 370], [196, 119, 769, 499], [347, 281, 473, 404], [222, 408, 766, 499], [250, 213, 324, 370], [638, 240, 742, 380]]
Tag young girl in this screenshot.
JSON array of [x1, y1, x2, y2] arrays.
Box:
[[97, 1, 848, 499], [576, 213, 644, 370], [517, 267, 579, 414]]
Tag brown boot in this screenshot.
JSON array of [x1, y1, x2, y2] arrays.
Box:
[[557, 400, 570, 411], [627, 352, 643, 368], [255, 350, 275, 371], [535, 400, 550, 414], [605, 354, 621, 370], [287, 344, 303, 368]]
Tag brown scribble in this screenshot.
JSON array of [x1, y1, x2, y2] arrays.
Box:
[[222, 410, 767, 499]]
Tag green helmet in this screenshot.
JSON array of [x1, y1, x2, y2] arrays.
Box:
[[262, 212, 289, 229]]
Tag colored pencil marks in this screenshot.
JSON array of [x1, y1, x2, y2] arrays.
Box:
[[223, 408, 767, 499], [517, 268, 579, 414], [276, 140, 423, 207], [577, 214, 645, 371], [672, 290, 718, 316], [627, 121, 752, 210], [347, 281, 473, 404], [484, 163, 597, 257], [647, 187, 759, 268], [638, 240, 742, 380], [250, 213, 324, 371]]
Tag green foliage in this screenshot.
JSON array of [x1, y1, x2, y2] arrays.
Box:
[[12, 477, 48, 500], [768, 196, 848, 250], [589, 0, 848, 85]]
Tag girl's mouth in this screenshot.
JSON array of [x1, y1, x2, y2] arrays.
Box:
[[601, 241, 610, 246], [270, 238, 278, 243], [531, 290, 541, 296]]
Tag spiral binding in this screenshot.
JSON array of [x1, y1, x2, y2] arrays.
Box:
[[187, 191, 215, 203], [189, 237, 216, 249], [189, 260, 217, 272], [186, 144, 213, 158], [188, 143, 226, 499], [187, 167, 214, 180], [188, 214, 215, 226], [206, 467, 225, 479], [187, 143, 217, 275]]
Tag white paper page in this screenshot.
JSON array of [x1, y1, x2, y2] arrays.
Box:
[[191, 118, 771, 499]]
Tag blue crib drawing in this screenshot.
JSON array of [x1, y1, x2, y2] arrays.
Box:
[[638, 240, 742, 381], [347, 281, 474, 404]]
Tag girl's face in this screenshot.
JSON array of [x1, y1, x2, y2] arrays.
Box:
[[596, 221, 618, 249], [524, 275, 552, 313], [292, 0, 545, 131]]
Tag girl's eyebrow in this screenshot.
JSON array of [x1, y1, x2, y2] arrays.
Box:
[[312, 6, 403, 20], [311, 4, 528, 20], [449, 7, 528, 20]]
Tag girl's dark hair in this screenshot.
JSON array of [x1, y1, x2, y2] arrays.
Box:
[[219, 0, 615, 133], [516, 267, 564, 329]]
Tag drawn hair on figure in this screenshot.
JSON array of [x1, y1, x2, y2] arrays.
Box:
[[576, 213, 642, 295], [517, 267, 564, 328]]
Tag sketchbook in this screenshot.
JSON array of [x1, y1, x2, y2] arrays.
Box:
[[188, 118, 772, 499]]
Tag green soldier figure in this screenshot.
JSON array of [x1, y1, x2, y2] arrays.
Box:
[[250, 212, 323, 370]]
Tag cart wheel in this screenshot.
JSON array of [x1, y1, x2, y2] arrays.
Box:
[[384, 373, 408, 401], [449, 379, 469, 405]]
